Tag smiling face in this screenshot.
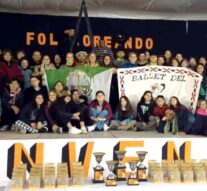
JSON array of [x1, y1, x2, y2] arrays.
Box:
[[103, 55, 111, 66], [200, 100, 207, 110], [54, 54, 61, 65], [3, 52, 12, 62], [170, 97, 178, 107], [17, 51, 25, 60], [66, 53, 74, 65], [96, 92, 105, 103], [196, 64, 204, 75], [171, 59, 179, 67], [9, 80, 20, 93], [64, 95, 71, 103], [54, 82, 64, 92], [164, 50, 172, 60], [72, 90, 80, 101], [20, 59, 29, 69], [129, 52, 137, 64], [35, 95, 44, 105], [156, 97, 165, 107], [42, 55, 51, 65], [32, 51, 42, 63], [48, 91, 57, 102], [144, 92, 152, 102], [120, 97, 127, 108], [88, 53, 97, 64]]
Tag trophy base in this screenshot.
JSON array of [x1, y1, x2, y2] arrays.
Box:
[[127, 178, 139, 185], [106, 179, 117, 186], [92, 179, 105, 183], [137, 167, 147, 182], [93, 168, 104, 183], [116, 167, 127, 181], [117, 178, 127, 181], [138, 178, 148, 182]]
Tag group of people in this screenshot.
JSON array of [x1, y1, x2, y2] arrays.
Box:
[[0, 39, 207, 136]]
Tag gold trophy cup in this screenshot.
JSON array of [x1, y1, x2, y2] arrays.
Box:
[[137, 151, 148, 181], [106, 161, 118, 186], [92, 152, 105, 183], [128, 160, 139, 185], [115, 151, 127, 181]]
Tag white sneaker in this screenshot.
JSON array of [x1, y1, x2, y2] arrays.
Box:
[[87, 124, 96, 132], [57, 127, 63, 134], [69, 127, 82, 134], [103, 124, 110, 131], [81, 126, 88, 134]]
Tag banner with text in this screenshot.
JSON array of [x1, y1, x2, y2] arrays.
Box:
[[117, 66, 202, 112]]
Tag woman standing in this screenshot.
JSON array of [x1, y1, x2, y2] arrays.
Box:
[[195, 64, 207, 99], [0, 49, 22, 94]]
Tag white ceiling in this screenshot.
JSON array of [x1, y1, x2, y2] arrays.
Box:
[[0, 0, 207, 20]]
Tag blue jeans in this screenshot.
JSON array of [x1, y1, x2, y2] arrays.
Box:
[[90, 108, 108, 130]]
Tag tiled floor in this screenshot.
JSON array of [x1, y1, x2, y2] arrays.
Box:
[[0, 130, 203, 140]]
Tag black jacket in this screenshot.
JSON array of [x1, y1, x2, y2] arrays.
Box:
[[18, 102, 46, 124]]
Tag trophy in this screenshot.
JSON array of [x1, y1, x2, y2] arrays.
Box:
[[128, 161, 139, 185], [137, 151, 148, 181], [115, 151, 127, 181], [92, 152, 105, 183], [106, 161, 118, 186]]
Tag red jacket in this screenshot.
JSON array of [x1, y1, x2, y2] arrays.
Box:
[[0, 60, 22, 94], [153, 104, 170, 119], [89, 99, 112, 120]]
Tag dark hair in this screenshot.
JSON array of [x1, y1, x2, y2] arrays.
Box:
[[33, 93, 46, 108], [30, 75, 42, 86], [19, 57, 29, 67], [180, 58, 189, 66], [156, 95, 165, 101], [79, 95, 88, 105], [102, 54, 113, 67], [195, 63, 205, 76], [117, 96, 134, 118], [16, 49, 26, 56], [54, 81, 65, 88], [71, 88, 79, 95], [139, 91, 154, 104], [170, 57, 179, 66], [1, 49, 13, 62], [96, 90, 105, 96], [196, 63, 206, 92], [170, 96, 182, 108]]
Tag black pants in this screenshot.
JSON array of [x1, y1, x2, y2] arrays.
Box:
[[191, 115, 207, 136]]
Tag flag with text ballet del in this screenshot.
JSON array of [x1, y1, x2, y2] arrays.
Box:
[[117, 66, 202, 112]]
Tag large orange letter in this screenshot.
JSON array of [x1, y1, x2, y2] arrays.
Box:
[[26, 32, 35, 45], [162, 141, 191, 162], [62, 142, 94, 177], [49, 33, 58, 46], [7, 143, 44, 178], [37, 33, 46, 45]]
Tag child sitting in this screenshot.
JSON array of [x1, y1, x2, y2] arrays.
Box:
[[110, 96, 136, 130]]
